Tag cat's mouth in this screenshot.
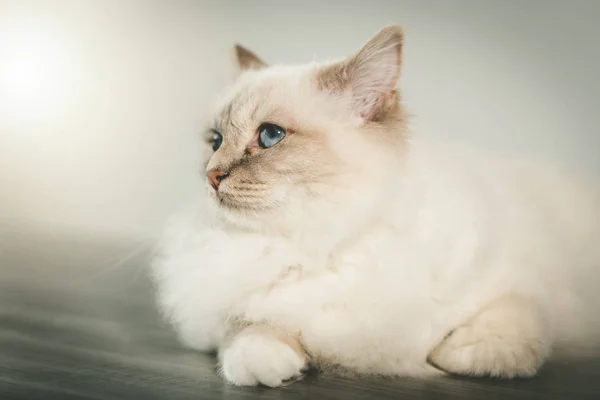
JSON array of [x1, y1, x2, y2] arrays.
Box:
[[210, 189, 275, 213], [216, 193, 252, 211]]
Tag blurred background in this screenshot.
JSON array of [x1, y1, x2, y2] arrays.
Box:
[[1, 0, 599, 244]]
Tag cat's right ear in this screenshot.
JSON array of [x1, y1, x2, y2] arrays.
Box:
[[234, 44, 267, 72], [317, 26, 404, 122]]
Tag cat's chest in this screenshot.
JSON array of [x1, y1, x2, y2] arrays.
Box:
[[217, 225, 430, 283], [226, 228, 444, 333]]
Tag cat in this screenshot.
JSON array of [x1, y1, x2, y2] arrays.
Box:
[[152, 26, 600, 387]]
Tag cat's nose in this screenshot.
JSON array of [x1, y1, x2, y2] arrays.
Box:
[[206, 169, 229, 190]]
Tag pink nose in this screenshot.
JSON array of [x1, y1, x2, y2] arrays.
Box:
[[206, 169, 229, 190]]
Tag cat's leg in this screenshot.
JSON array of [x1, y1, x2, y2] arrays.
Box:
[[219, 325, 308, 387], [427, 293, 552, 378]]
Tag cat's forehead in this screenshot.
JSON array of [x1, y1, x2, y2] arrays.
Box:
[[213, 64, 317, 132]]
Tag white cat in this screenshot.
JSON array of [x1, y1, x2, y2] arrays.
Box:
[[152, 26, 600, 387]]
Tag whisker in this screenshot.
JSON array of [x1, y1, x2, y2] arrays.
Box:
[[237, 180, 267, 186], [228, 187, 268, 193], [84, 240, 151, 282], [128, 251, 154, 287]]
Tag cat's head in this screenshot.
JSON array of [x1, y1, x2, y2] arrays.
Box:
[[202, 26, 408, 242]]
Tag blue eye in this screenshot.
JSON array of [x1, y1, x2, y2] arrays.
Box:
[[211, 131, 223, 151], [258, 123, 286, 148]]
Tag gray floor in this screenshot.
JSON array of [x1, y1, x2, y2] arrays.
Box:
[[1, 232, 599, 399]]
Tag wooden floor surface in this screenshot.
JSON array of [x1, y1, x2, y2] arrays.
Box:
[[1, 232, 598, 399]]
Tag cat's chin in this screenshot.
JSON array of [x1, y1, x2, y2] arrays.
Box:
[[207, 193, 276, 232], [210, 191, 274, 213], [216, 205, 278, 234]]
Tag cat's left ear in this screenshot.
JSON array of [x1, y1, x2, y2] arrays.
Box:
[[318, 26, 404, 121], [234, 44, 267, 71]]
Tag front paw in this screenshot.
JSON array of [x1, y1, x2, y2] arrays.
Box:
[[219, 327, 308, 387]]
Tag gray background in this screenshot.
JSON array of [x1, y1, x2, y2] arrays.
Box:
[[1, 0, 599, 241]]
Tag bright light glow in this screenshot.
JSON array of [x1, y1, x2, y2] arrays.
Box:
[[0, 17, 78, 129]]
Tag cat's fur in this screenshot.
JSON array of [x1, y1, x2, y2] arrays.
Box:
[[152, 26, 600, 387]]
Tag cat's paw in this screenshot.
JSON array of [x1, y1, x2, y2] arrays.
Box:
[[428, 295, 550, 378], [428, 324, 545, 378], [220, 328, 308, 387]]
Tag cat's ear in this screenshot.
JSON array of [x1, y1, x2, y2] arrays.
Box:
[[318, 25, 404, 121], [234, 44, 267, 71]]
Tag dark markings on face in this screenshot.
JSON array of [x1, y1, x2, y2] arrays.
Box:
[[219, 102, 234, 131], [223, 81, 277, 133]]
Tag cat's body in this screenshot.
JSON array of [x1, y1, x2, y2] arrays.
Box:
[[152, 26, 599, 386]]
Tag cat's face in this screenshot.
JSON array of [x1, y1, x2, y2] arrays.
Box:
[[203, 26, 407, 235]]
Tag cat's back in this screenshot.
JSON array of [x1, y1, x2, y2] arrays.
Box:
[[404, 138, 598, 226], [400, 138, 599, 276]]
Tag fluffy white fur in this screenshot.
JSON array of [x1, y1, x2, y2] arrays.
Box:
[[152, 26, 600, 387]]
